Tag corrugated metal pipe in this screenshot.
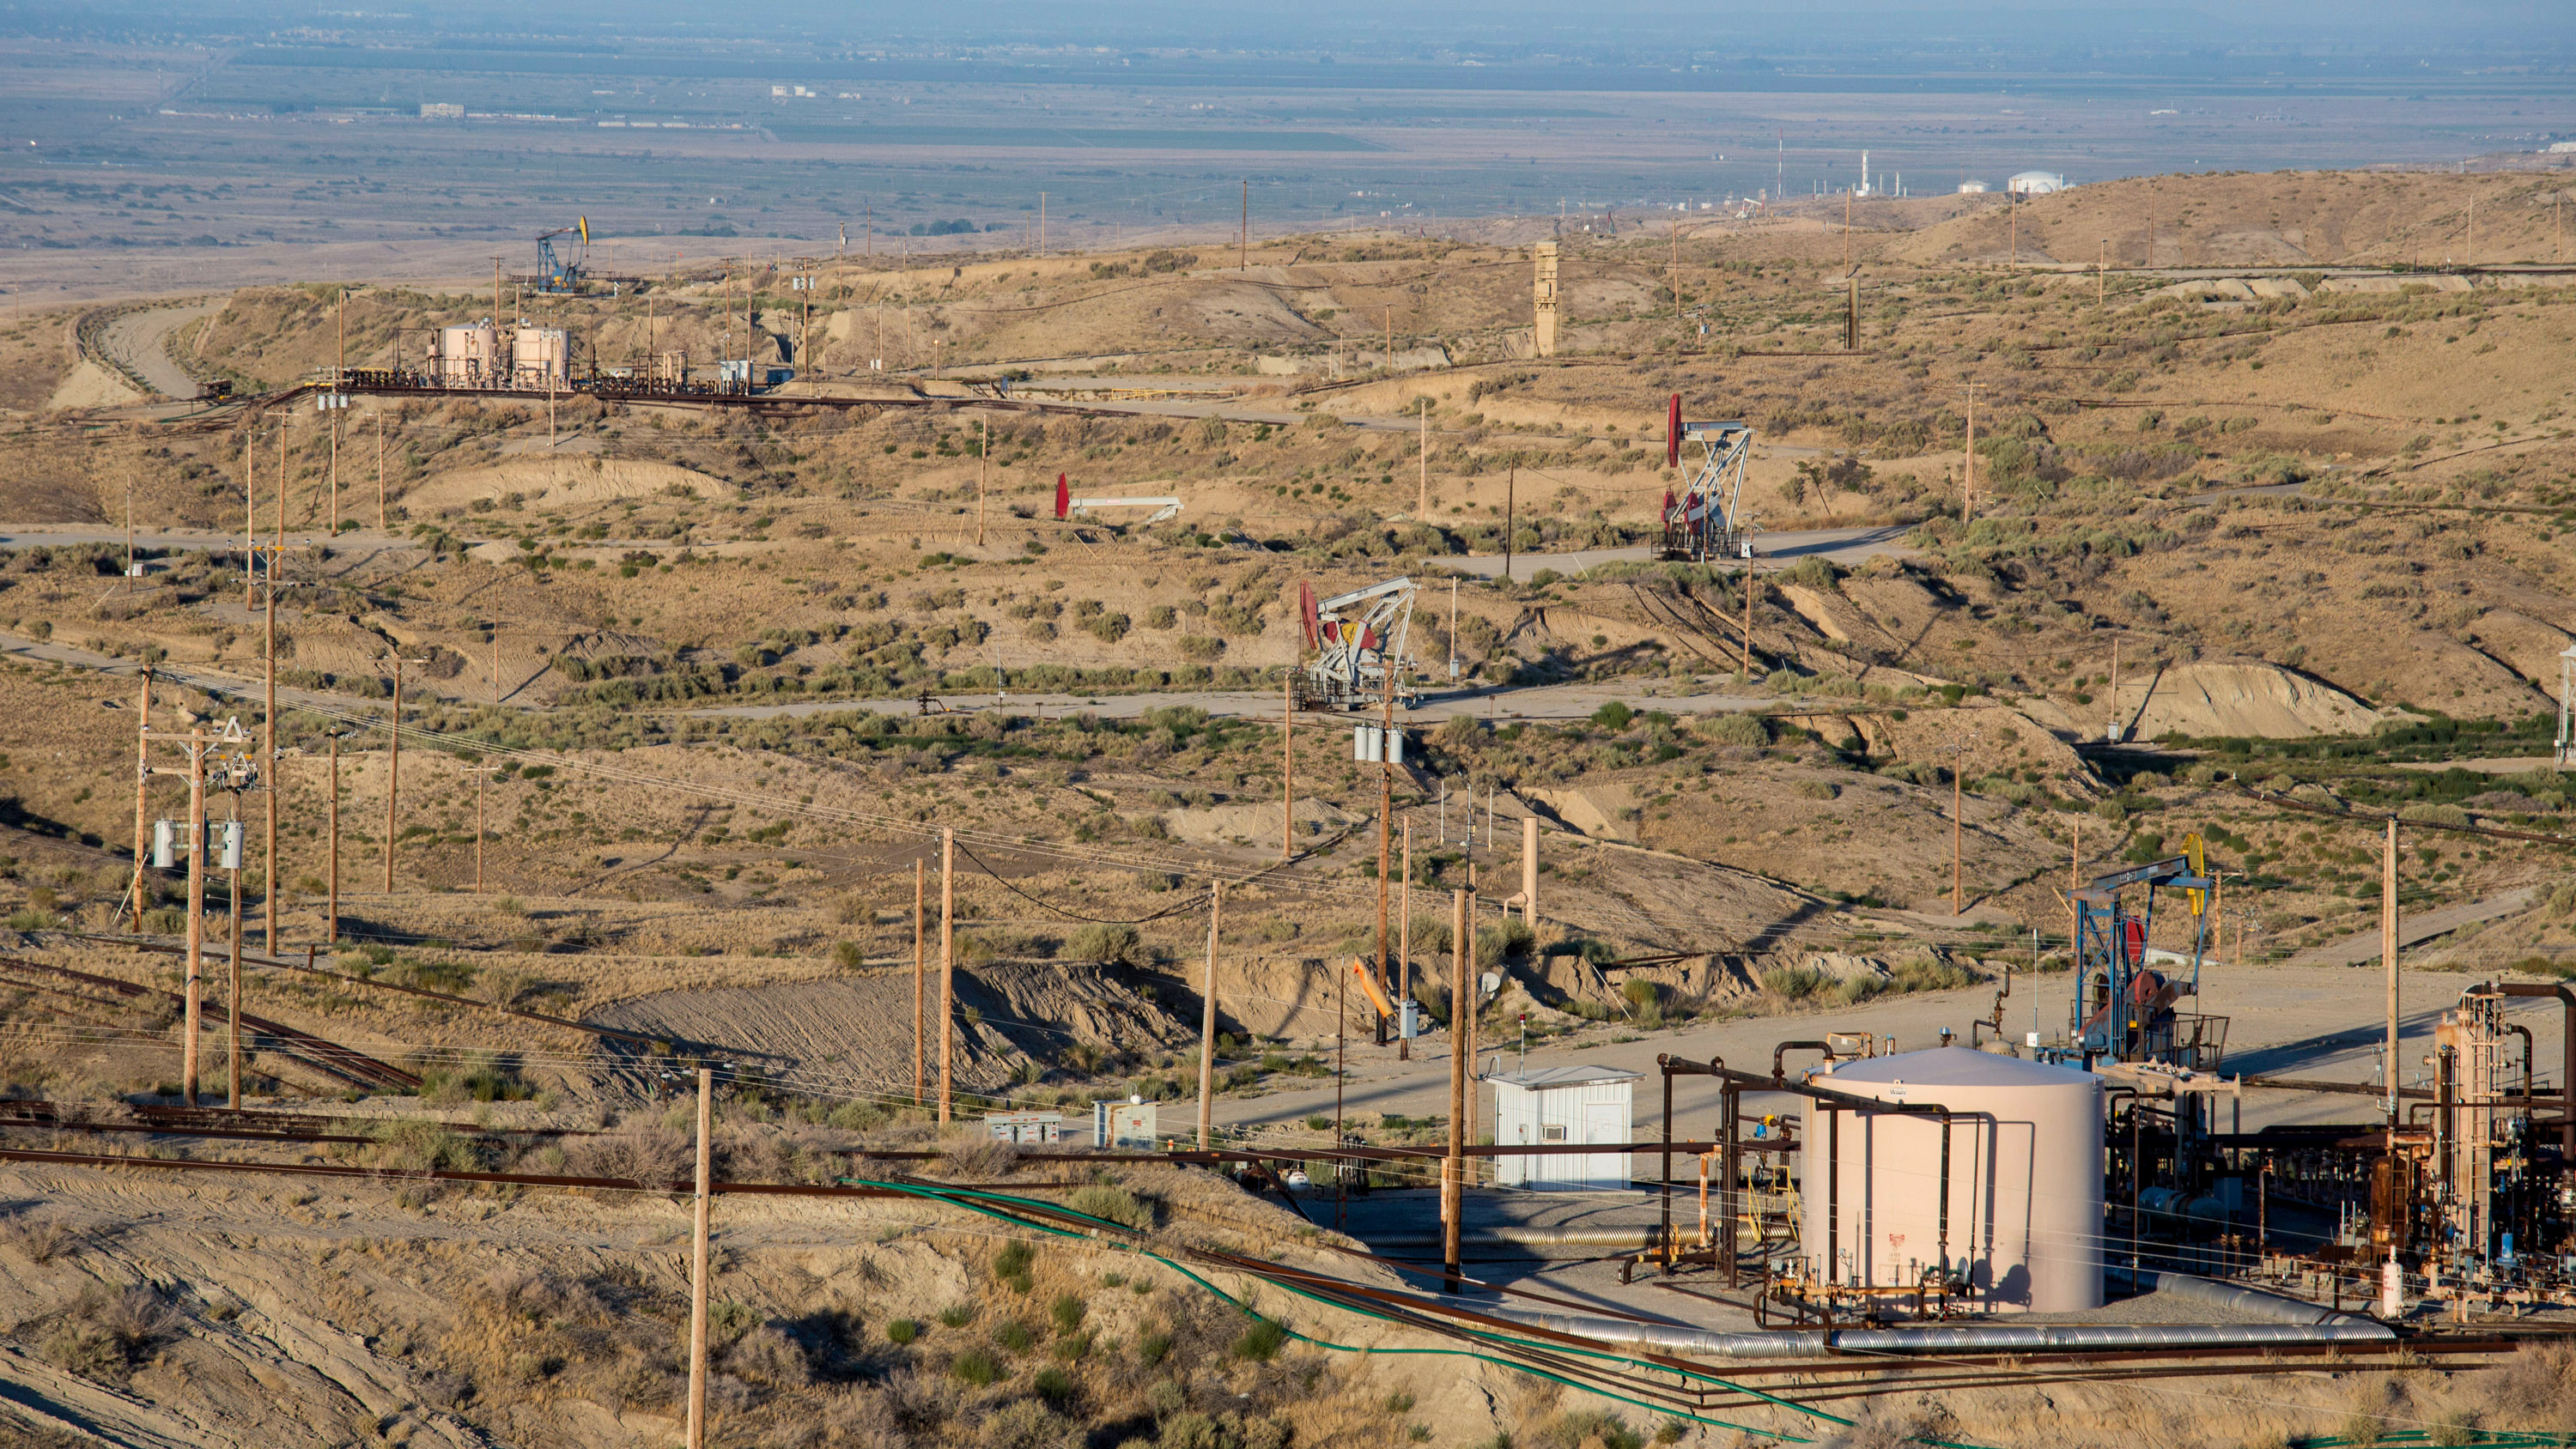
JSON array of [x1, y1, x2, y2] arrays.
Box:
[[1474, 1305, 2393, 1358], [2117, 1269, 2380, 1328]]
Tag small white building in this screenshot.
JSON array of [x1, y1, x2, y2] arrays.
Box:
[[1490, 1064, 1637, 1191], [1957, 179, 1993, 194], [2008, 171, 2071, 196]]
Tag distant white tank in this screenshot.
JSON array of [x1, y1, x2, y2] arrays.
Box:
[[1957, 179, 1992, 195], [1802, 1046, 2102, 1313], [2008, 170, 2070, 196]]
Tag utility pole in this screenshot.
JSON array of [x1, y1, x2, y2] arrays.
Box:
[[126, 670, 151, 931], [375, 409, 386, 531], [326, 735, 339, 944], [913, 858, 926, 1106], [1418, 399, 1429, 519], [1398, 819, 1413, 1062], [1196, 880, 1222, 1149], [1962, 382, 1977, 526], [938, 826, 955, 1125], [380, 654, 426, 893], [1280, 669, 1294, 862], [473, 766, 485, 893], [1039, 191, 1047, 255], [1741, 566, 1755, 671], [1443, 886, 1467, 1292], [183, 731, 205, 1104], [1376, 688, 1394, 1048], [225, 799, 242, 1109], [1502, 468, 1516, 582], [242, 433, 256, 611], [685, 1065, 713, 1449], [2384, 818, 2400, 1126], [976, 416, 987, 548], [1953, 767, 1965, 916], [1240, 179, 1249, 270], [263, 531, 279, 955], [2098, 238, 2108, 306]]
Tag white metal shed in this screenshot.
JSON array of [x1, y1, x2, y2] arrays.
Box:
[[1489, 1064, 1638, 1191]]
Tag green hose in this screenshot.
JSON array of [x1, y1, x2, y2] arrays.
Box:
[[848, 1176, 2026, 1446]]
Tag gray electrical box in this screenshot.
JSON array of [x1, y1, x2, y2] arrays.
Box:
[[1399, 999, 1421, 1040], [218, 821, 244, 870], [151, 819, 175, 868]]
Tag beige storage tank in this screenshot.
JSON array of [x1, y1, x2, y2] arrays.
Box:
[[512, 327, 570, 390], [433, 322, 501, 385], [1802, 1046, 2101, 1313]]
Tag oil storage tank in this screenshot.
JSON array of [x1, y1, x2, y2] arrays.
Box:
[[1801, 1046, 2101, 1313]]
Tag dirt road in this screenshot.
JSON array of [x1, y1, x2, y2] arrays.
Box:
[[98, 298, 219, 398]]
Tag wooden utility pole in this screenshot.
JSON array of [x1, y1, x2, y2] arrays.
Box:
[[1376, 688, 1394, 1048], [1962, 382, 1977, 526], [1240, 179, 1249, 270], [226, 803, 242, 1109], [913, 858, 927, 1106], [328, 408, 340, 533], [381, 655, 425, 893], [126, 670, 151, 931], [326, 736, 339, 944], [1196, 880, 1222, 1149], [976, 417, 987, 547], [938, 827, 955, 1125], [1845, 271, 1859, 352], [1953, 769, 1965, 916], [1670, 218, 1683, 341], [1398, 820, 1413, 1062], [1280, 670, 1294, 861], [263, 534, 279, 955], [1443, 886, 1468, 1291], [376, 409, 386, 531], [1502, 467, 1516, 582], [1418, 399, 1429, 519], [183, 731, 205, 1106], [242, 433, 256, 610], [473, 768, 485, 893], [2384, 818, 2401, 1125], [1741, 567, 1755, 670], [2098, 239, 2108, 306], [1384, 306, 1394, 373], [685, 1066, 713, 1449]]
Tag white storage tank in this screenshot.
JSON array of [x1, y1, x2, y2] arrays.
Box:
[[434, 322, 500, 385], [512, 327, 570, 390], [1491, 1064, 1637, 1191], [1801, 1046, 2101, 1313]]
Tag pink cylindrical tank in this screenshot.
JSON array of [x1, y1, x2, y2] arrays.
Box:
[[512, 327, 570, 389], [1801, 1046, 2102, 1313]]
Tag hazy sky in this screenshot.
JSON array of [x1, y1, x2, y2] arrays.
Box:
[[21, 1, 2576, 51]]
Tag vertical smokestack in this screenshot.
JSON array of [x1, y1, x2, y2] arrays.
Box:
[[1667, 394, 1682, 470]]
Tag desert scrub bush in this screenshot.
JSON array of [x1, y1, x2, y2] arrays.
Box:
[[368, 1119, 487, 1173], [1065, 922, 1141, 965], [1048, 1293, 1087, 1336], [1475, 916, 1534, 966], [0, 1213, 74, 1263], [1230, 1316, 1289, 1361], [942, 1133, 1018, 1179], [1619, 978, 1665, 1028], [1691, 712, 1769, 747], [993, 1239, 1036, 1294], [1761, 964, 1826, 1000], [419, 1052, 534, 1104], [41, 1284, 176, 1384], [1066, 1184, 1156, 1231], [950, 1347, 1003, 1386], [884, 1317, 920, 1345], [1887, 956, 1977, 993], [573, 1122, 692, 1183], [2486, 1341, 2576, 1426], [994, 1320, 1036, 1352]]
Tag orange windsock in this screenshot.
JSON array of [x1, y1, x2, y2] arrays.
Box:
[[1349, 957, 1394, 1020]]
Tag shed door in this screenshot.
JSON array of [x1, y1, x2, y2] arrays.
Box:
[[1583, 1103, 1627, 1189]]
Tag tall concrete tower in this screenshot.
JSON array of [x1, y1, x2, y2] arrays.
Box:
[[1532, 240, 1560, 358]]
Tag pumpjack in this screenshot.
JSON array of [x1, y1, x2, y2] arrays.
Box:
[[1297, 576, 1416, 712], [2069, 834, 2228, 1071], [1657, 394, 1756, 562]]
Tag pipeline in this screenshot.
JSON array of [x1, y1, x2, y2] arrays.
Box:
[[1337, 1227, 1660, 1258], [2114, 1270, 2380, 1328], [1473, 1305, 2393, 1359]]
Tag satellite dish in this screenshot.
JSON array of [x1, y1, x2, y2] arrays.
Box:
[[1479, 972, 1501, 996]]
